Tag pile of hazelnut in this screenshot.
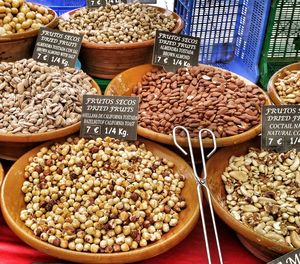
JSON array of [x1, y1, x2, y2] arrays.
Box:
[[20, 137, 186, 253]]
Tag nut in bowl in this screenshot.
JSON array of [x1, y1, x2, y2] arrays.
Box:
[[0, 58, 101, 160], [1, 137, 199, 263], [0, 0, 58, 61], [58, 3, 183, 78], [204, 138, 299, 262], [268, 62, 300, 105], [105, 64, 272, 148], [0, 161, 3, 188], [0, 161, 3, 206]]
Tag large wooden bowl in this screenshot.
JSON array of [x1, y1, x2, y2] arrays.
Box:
[[0, 162, 3, 189], [1, 139, 199, 263], [0, 161, 3, 207], [268, 62, 300, 105], [0, 79, 101, 161], [204, 138, 292, 262], [0, 6, 58, 62], [60, 7, 183, 79], [105, 64, 272, 148]]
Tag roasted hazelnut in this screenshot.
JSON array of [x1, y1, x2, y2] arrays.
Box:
[[130, 192, 139, 202], [21, 137, 186, 253]]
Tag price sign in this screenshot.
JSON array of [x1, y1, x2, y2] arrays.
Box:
[[152, 30, 200, 72], [268, 248, 300, 264], [80, 95, 139, 140], [262, 105, 300, 152], [86, 0, 127, 7], [139, 0, 157, 3], [33, 28, 82, 68]]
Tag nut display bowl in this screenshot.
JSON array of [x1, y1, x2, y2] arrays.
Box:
[[0, 161, 3, 189], [105, 64, 272, 148], [0, 7, 58, 62], [204, 137, 292, 262], [1, 139, 199, 263], [268, 62, 300, 105], [0, 79, 101, 161], [60, 7, 184, 79], [0, 161, 3, 206]]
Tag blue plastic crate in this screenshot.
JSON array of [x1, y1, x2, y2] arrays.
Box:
[[175, 0, 271, 83], [30, 0, 86, 15]]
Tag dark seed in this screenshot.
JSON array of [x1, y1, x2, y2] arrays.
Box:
[[130, 192, 139, 202], [103, 223, 112, 231], [45, 159, 52, 166], [105, 245, 113, 253], [76, 162, 83, 168], [130, 230, 139, 239], [264, 191, 276, 199], [129, 215, 137, 222], [143, 220, 151, 228], [90, 146, 99, 154], [53, 238, 61, 247], [70, 172, 77, 180], [34, 165, 43, 173], [113, 244, 121, 252]]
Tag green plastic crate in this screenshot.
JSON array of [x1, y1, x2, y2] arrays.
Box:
[[94, 78, 111, 94], [259, 0, 300, 89]]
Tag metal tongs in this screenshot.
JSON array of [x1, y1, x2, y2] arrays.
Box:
[[173, 126, 223, 264]]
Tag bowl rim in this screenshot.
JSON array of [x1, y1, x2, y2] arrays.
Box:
[[0, 6, 58, 42], [0, 162, 3, 188], [59, 5, 184, 50], [267, 62, 300, 106], [0, 138, 199, 263], [204, 137, 293, 254], [105, 63, 272, 148], [0, 78, 101, 143]]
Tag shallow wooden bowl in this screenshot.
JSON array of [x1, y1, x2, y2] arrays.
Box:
[[105, 64, 272, 148], [204, 138, 292, 262], [0, 162, 3, 189], [60, 7, 183, 79], [268, 62, 300, 105], [0, 161, 3, 206], [0, 79, 101, 161], [0, 7, 58, 62], [1, 139, 199, 263]]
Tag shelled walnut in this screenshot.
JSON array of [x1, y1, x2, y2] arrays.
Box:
[[20, 137, 186, 253]]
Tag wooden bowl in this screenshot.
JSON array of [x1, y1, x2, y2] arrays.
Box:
[[0, 79, 101, 161], [268, 62, 300, 105], [0, 161, 3, 206], [60, 7, 183, 79], [0, 7, 58, 62], [1, 139, 199, 263], [105, 64, 272, 148], [204, 138, 292, 262], [0, 162, 3, 189]]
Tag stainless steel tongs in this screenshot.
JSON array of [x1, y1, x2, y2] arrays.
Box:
[[172, 126, 223, 264]]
